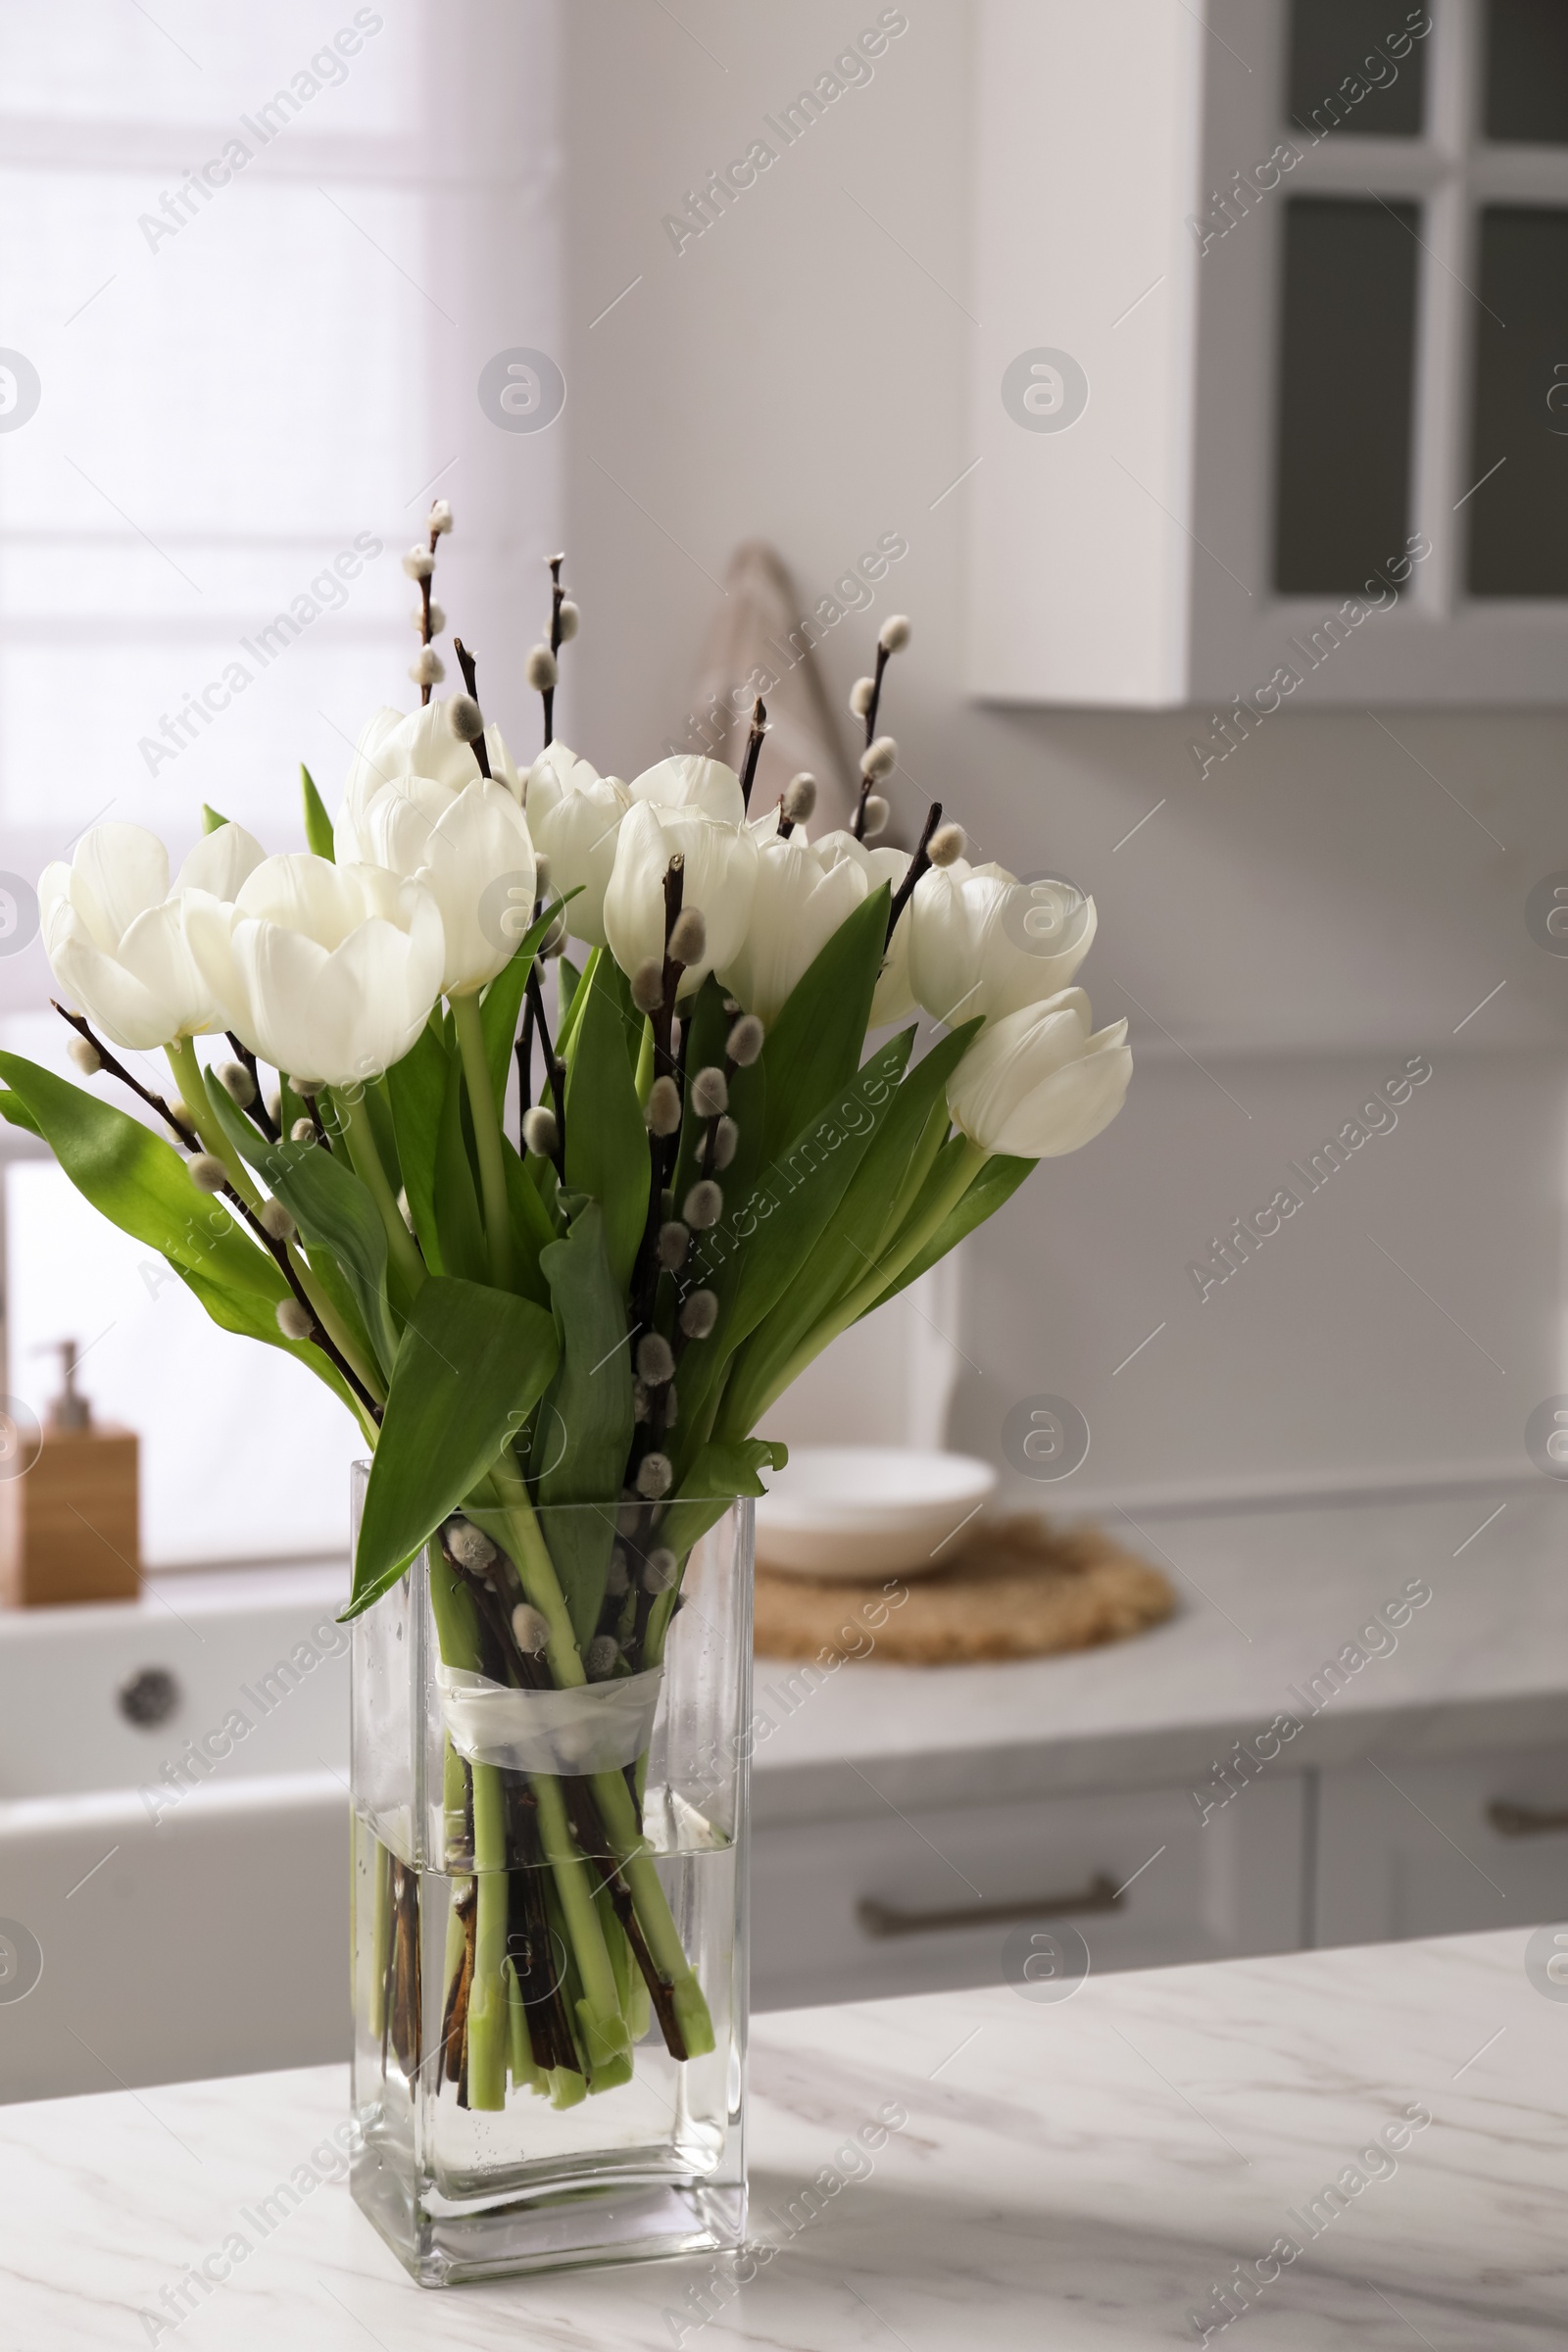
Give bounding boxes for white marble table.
[4,1926,1562,2348]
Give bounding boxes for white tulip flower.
[344,772,534,998]
[185,857,445,1089]
[336,699,537,995]
[40,820,266,1051]
[909,860,1097,1028]
[523,743,630,949]
[603,802,757,999]
[812,829,915,1027]
[717,832,865,1025]
[338,702,520,855]
[627,754,746,827]
[946,989,1131,1158]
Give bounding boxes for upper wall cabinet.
[969,0,1568,707]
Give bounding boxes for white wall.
[555,0,1568,1497]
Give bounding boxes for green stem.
[171,1040,383,1420]
[475,1456,585,1689]
[472,1447,712,2060]
[166,1040,261,1207]
[531,1770,632,2082]
[589,1767,714,2057]
[368,1831,392,2044]
[288,1251,383,1409]
[466,1764,511,2110]
[329,1085,426,1297]
[633,1015,655,1106]
[506,1959,548,2094]
[452,990,514,1292]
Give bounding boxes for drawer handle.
[857,1871,1124,1941]
[1487,1798,1568,1838]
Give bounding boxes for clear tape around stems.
[436,1661,664,1776]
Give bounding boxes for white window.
[970,0,1568,707]
[0,1,560,1562]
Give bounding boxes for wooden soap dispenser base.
[0,1340,141,1607]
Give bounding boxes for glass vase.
[348,1472,752,2285]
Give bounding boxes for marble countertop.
[3,1925,1561,2348]
[753,1480,1568,1822]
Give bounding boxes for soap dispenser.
[0,1341,141,1606]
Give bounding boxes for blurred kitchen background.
[3,0,1567,2098]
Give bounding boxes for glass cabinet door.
[1271,0,1568,605]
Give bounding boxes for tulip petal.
[947,991,1130,1157]
[181,889,245,1035]
[46,922,189,1052]
[533,767,628,949]
[115,901,218,1039]
[628,755,745,826]
[717,835,865,1026]
[175,822,267,902]
[230,919,333,1076]
[337,700,524,861]
[1006,1038,1133,1156]
[414,780,535,995]
[70,824,170,951]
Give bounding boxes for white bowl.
[754,1446,998,1581]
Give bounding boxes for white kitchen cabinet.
[1314,1743,1568,1946]
[970,0,1568,707]
[0,1774,347,2103]
[751,1772,1305,2011]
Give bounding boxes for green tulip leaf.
[719,1021,980,1439]
[725,883,891,1197]
[556,945,600,1069]
[347,1275,560,1617]
[478,891,579,1115]
[529,1201,634,1646]
[361,1077,402,1201]
[501,1134,556,1305]
[300,764,335,860]
[657,1437,788,1561]
[0,1052,359,1410]
[868,1152,1036,1312]
[433,1050,487,1284]
[672,1026,912,1472]
[564,950,650,1296]
[292,1237,380,1386]
[276,1072,315,1145]
[201,804,231,835]
[0,1088,41,1138]
[667,974,731,1213]
[385,1020,451,1273]
[204,1078,402,1378]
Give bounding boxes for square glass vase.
[348,1476,752,2285]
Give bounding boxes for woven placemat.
[753,1514,1176,1665]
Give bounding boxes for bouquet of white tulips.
[0,511,1131,2110]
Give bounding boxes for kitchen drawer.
[751,1772,1305,2011]
[1315,1744,1568,1948]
